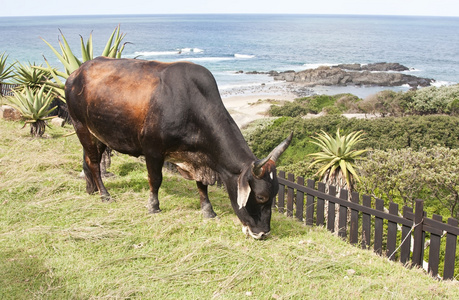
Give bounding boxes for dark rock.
[270,63,432,87]
[1,105,22,121]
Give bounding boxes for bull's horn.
[252,132,293,177]
[269,132,293,163]
[252,156,271,178]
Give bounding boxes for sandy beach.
[220,81,387,128]
[220,81,303,128]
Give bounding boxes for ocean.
[1,14,459,98]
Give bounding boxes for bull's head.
[235,132,293,239]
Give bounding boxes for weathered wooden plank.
[305,179,315,225]
[428,214,442,278]
[327,185,337,232]
[386,202,399,261]
[374,198,384,255]
[295,176,304,222]
[286,173,295,217]
[277,171,285,213]
[443,218,458,280]
[412,199,424,267]
[316,182,325,226]
[338,189,348,239]
[400,206,413,265]
[362,195,372,250]
[350,191,360,245]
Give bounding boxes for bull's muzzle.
[242,225,270,240]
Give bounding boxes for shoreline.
[220,81,411,128]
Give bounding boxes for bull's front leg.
[196,181,217,218]
[145,157,164,213]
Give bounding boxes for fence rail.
[275,170,459,280]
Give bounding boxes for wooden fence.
[275,170,459,280]
[0,83,18,97]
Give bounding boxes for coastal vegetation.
[1,119,458,299]
[269,84,459,117]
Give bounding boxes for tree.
[356,147,459,218]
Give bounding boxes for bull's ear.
[237,169,251,209]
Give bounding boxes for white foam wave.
[431,80,456,87]
[234,54,255,59]
[178,56,234,62]
[133,48,204,57]
[134,50,178,56]
[302,63,337,69]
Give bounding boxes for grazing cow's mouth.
[242,225,270,240]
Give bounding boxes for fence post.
[428,214,443,278]
[374,198,384,255]
[286,173,294,217]
[327,185,337,232]
[412,199,424,267]
[338,189,348,239]
[443,217,458,280]
[361,195,372,250]
[386,202,399,261]
[295,177,305,222]
[400,206,413,264]
[305,179,315,225]
[316,182,326,226]
[349,191,360,245]
[277,171,285,213]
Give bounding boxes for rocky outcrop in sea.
[246,63,433,88]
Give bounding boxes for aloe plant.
[37,25,128,101]
[7,85,57,137]
[0,52,15,97]
[308,129,368,191]
[12,61,51,92]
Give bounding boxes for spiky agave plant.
[7,85,57,137]
[12,61,51,93]
[37,25,128,101]
[308,129,368,191]
[0,52,15,97]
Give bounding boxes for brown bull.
[65,57,292,239]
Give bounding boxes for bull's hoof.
[101,194,113,202]
[149,209,162,214]
[202,210,217,219]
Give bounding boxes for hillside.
[0,119,458,299]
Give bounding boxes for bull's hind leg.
[145,156,164,213]
[73,121,111,201]
[196,181,217,218]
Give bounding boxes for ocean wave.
[234,54,255,59]
[134,51,178,56]
[302,63,337,69]
[432,80,456,87]
[132,48,204,57]
[178,56,234,62]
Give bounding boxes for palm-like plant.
[12,62,51,92]
[7,85,57,137]
[37,25,128,101]
[0,52,16,97]
[308,129,368,191]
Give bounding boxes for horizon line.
[2,12,459,18]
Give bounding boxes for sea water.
[1,14,458,97]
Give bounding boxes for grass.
[1,118,458,299]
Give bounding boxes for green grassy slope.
[1,119,458,299]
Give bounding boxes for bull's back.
[65,57,228,157]
[66,57,166,155]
